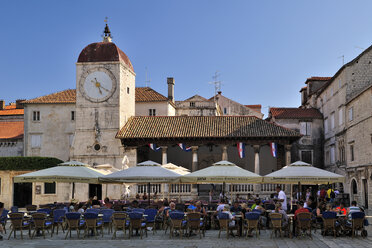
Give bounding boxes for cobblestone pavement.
[1,224,372,248]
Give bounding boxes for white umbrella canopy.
[99,160,182,183]
[162,163,190,175]
[58,160,90,166]
[14,165,105,184]
[263,161,345,184]
[180,160,262,184]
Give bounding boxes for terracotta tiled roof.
[0,121,24,139]
[135,87,168,102]
[305,77,332,82]
[116,116,301,139]
[77,42,134,72]
[22,89,76,104]
[23,88,170,104]
[269,108,323,119]
[0,105,24,116]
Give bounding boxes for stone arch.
[350,178,358,200]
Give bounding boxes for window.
[127,87,130,94]
[330,146,335,164]
[339,79,342,89]
[149,109,156,116]
[348,107,353,121]
[352,179,358,194]
[300,150,312,164]
[338,108,343,125]
[69,134,74,147]
[33,111,40,121]
[44,182,56,194]
[325,150,330,164]
[339,145,345,163]
[350,144,354,161]
[190,102,195,107]
[300,122,312,136]
[330,87,334,96]
[330,112,335,129]
[223,107,227,114]
[31,135,41,148]
[324,117,328,133]
[71,111,75,121]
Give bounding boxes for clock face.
[81,70,116,102]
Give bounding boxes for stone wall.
[0,139,23,157]
[0,170,32,209]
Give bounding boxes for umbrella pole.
[72,182,75,199]
[178,183,181,203]
[230,184,233,203]
[222,182,225,199]
[290,184,293,211]
[148,182,151,206]
[105,183,108,198]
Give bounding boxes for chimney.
[16,99,25,109]
[0,100,4,110]
[167,77,175,103]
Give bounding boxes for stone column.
[191,146,199,172]
[253,145,260,175]
[161,146,168,165]
[253,145,261,193]
[222,145,228,161]
[285,144,292,166]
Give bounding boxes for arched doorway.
[351,179,358,202]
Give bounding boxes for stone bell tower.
[70,23,135,169]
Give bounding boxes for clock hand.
[99,85,110,92]
[97,87,103,95]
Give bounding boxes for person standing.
[276,186,287,212]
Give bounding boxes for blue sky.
[2,1,372,115]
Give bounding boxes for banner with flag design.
[237,142,245,158]
[178,143,191,152]
[149,143,161,151]
[270,142,277,157]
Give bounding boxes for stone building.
[175,91,263,118]
[267,107,324,167]
[299,45,372,208]
[0,100,24,157]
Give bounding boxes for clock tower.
[71,24,135,169]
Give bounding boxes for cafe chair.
[31,212,52,239]
[218,212,238,239]
[244,212,260,238]
[111,212,128,239]
[269,213,283,238]
[51,209,66,237]
[83,212,103,238]
[321,211,338,237]
[169,211,186,239]
[296,212,312,239]
[8,212,31,240]
[65,212,84,239]
[128,212,147,239]
[187,212,204,238]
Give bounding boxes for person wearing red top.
[336,202,347,216]
[294,201,309,220]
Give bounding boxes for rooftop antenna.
[337,55,344,66]
[209,71,222,103]
[145,67,151,87]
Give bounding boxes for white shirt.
[278,190,287,211]
[216,204,226,212]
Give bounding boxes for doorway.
[13,183,32,207]
[89,184,102,200]
[363,179,368,209]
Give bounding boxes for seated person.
[230,201,242,213]
[104,197,112,209]
[128,200,139,210]
[222,205,236,227]
[216,199,227,213]
[187,200,197,211]
[195,201,206,216]
[335,202,347,216]
[274,203,288,227]
[142,192,148,200]
[294,201,309,220]
[347,201,361,220]
[92,196,101,208]
[166,202,177,217]
[254,199,265,212]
